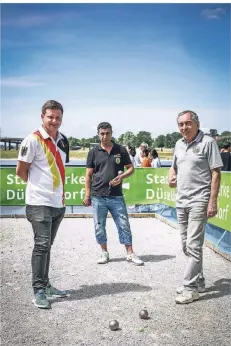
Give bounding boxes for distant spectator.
[149,149,161,168]
[141,148,151,167]
[220,143,231,171]
[135,142,148,167]
[126,145,136,167]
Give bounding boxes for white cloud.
[2,14,53,27]
[201,8,226,20]
[1,11,79,28]
[1,77,45,87]
[1,38,230,139]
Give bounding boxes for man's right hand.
[83,197,91,207]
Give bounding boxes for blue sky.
[1,3,230,139]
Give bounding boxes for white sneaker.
[126,253,144,266]
[176,285,206,294]
[175,290,200,304]
[97,251,109,264]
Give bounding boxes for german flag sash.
[33,130,65,204]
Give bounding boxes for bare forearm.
[168,167,177,188]
[210,169,221,201]
[85,176,92,197]
[16,170,28,182]
[121,167,134,179]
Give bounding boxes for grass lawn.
[69,149,89,159]
[1,149,19,159]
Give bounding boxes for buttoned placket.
[184,138,198,157]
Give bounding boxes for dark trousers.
[26,205,65,293]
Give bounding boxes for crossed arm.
[16,161,31,182]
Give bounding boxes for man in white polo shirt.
[168,110,223,304]
[16,100,69,309]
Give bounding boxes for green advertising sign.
[1,167,230,232]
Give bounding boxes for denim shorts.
[91,196,132,245]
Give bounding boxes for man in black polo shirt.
[83,122,144,266]
[220,143,231,171]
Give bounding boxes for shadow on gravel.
[200,278,231,301]
[51,282,152,304]
[110,254,175,263]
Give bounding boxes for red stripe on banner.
[34,131,65,202]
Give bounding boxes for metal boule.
[109,320,119,331]
[139,309,149,319]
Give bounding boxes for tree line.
[68,130,231,149]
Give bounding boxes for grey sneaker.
[45,285,68,298]
[175,290,200,304]
[126,253,144,266]
[33,290,51,309]
[176,285,206,294]
[97,251,109,264]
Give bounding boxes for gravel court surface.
[1,217,231,346]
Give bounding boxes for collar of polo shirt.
[182,130,204,144]
[97,140,116,151]
[39,126,63,142]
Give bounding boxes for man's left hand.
[207,199,218,218]
[109,175,123,186]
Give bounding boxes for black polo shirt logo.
[114,153,121,164]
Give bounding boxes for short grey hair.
[140,142,148,148]
[177,110,199,124]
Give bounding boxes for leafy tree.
[68,137,80,146]
[209,129,218,138]
[136,131,152,147]
[217,137,231,149]
[220,131,231,137]
[155,135,165,148]
[117,134,124,144]
[171,132,182,146]
[80,138,87,148]
[92,135,100,143]
[151,139,157,148]
[123,131,136,147]
[164,134,173,148]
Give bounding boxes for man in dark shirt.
[220,143,231,171]
[83,122,144,266]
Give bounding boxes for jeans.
[176,202,207,291]
[26,205,66,293]
[91,196,132,245]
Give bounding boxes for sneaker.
[175,290,200,304]
[97,251,109,264]
[33,289,51,309]
[176,285,206,294]
[45,285,68,298]
[126,253,144,266]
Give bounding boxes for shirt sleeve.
[153,158,161,168]
[121,146,132,165]
[86,149,95,168]
[157,158,161,167]
[206,140,223,170]
[135,153,141,167]
[18,135,37,163]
